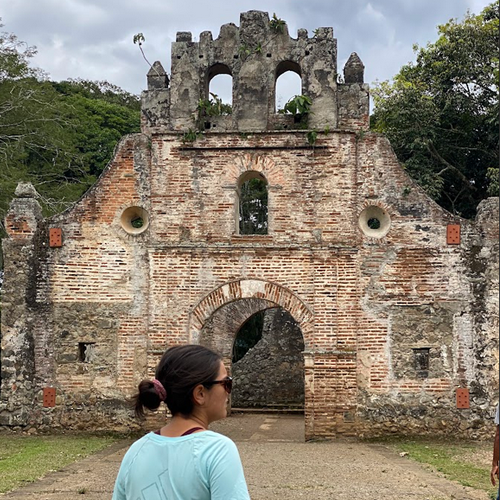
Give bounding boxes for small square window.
[78,342,96,363]
[413,348,430,378]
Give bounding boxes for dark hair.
[134,344,222,418]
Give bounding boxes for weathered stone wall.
[232,308,305,408]
[0,183,42,426]
[0,11,498,439]
[142,11,368,134]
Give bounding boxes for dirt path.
[0,414,489,500]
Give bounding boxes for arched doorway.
[198,300,305,410]
[190,278,313,436]
[231,307,304,409]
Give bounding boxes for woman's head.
[134,344,224,418]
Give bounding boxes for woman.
[112,344,250,499]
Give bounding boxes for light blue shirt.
[112,431,250,500]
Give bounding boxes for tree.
[239,178,268,235]
[371,2,499,218]
[50,79,140,178]
[0,22,140,241]
[0,22,76,229]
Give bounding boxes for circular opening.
[120,206,149,235]
[131,216,144,229]
[359,206,391,238]
[367,218,380,230]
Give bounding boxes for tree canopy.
[371,2,499,218]
[0,21,140,240]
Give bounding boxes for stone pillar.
[303,351,315,440]
[233,11,271,130]
[337,53,370,131]
[0,183,43,426]
[470,198,499,406]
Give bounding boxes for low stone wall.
[356,391,496,440]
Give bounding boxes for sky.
[1,0,493,103]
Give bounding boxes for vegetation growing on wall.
[269,14,286,34]
[278,94,312,128]
[196,92,232,130]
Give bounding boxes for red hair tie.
[152,379,167,402]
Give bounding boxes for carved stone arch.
[189,279,314,354]
[198,297,276,359]
[275,60,302,79]
[208,62,232,80]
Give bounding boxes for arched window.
[209,75,232,107]
[275,61,302,112]
[238,171,268,235]
[206,63,232,110]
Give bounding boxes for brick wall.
[1,129,497,439]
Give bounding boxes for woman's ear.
[192,384,206,406]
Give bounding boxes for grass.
[379,437,498,499]
[0,434,119,493]
[0,433,497,498]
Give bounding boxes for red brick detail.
[447,224,460,245]
[49,228,63,247]
[190,279,313,341]
[456,388,470,409]
[43,387,56,407]
[5,215,35,238]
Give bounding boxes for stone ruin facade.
[0,11,498,439]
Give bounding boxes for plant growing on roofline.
[269,14,286,34]
[133,33,152,67]
[182,128,201,144]
[280,95,312,115]
[133,32,161,77]
[196,92,232,130]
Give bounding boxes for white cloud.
[1,0,494,95]
[361,3,386,22]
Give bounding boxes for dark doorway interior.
[231,308,304,409]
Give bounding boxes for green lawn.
[0,434,119,493]
[382,437,498,499]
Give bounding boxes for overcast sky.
[1,0,493,102]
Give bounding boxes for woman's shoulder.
[195,431,240,456]
[126,432,158,453]
[118,432,157,469]
[199,430,235,444]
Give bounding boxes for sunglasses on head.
[204,376,233,394]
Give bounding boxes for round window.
[359,206,390,238]
[120,206,149,235]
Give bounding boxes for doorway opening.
[231,308,304,410]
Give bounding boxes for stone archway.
[195,297,275,360]
[189,279,313,429]
[189,279,314,348]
